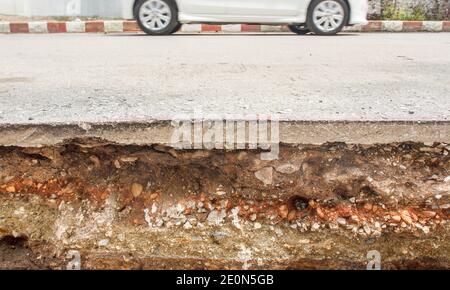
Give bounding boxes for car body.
[133,0,368,35]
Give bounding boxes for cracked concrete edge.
[0,120,449,147]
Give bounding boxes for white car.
[133,0,368,36]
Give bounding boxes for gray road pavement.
[0,33,449,125]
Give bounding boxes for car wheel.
[306,0,349,36]
[288,25,310,35]
[171,23,183,34]
[135,0,179,35]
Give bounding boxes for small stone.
[400,210,413,225]
[255,167,273,185]
[183,221,193,229]
[254,222,262,229]
[98,239,109,247]
[391,215,402,222]
[363,225,371,235]
[349,197,356,203]
[114,160,121,169]
[336,217,347,225]
[131,183,143,197]
[120,156,138,163]
[237,151,248,161]
[249,213,257,221]
[278,204,289,219]
[155,218,164,227]
[444,176,450,183]
[287,210,297,221]
[275,163,300,174]
[316,207,325,219]
[349,215,360,223]
[311,222,320,231]
[329,223,338,230]
[207,210,226,226]
[151,203,158,214]
[363,203,373,211]
[6,185,16,193]
[189,218,198,226]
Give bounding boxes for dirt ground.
[0,140,449,269]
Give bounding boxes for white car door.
[227,0,306,16]
[178,0,229,14]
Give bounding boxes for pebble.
[254,222,262,229]
[400,210,413,224]
[311,222,320,231]
[391,215,401,222]
[329,223,338,230]
[151,203,158,214]
[336,217,347,225]
[120,156,138,163]
[275,163,300,174]
[349,215,360,223]
[131,183,143,198]
[363,225,371,235]
[278,205,289,219]
[287,210,297,221]
[98,239,109,247]
[183,221,193,229]
[363,203,373,211]
[207,210,226,226]
[6,185,15,193]
[249,213,257,221]
[316,207,325,219]
[155,218,164,227]
[254,167,273,185]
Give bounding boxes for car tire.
[306,0,349,36]
[288,25,310,35]
[171,23,183,34]
[135,0,179,35]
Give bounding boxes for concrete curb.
[0,20,449,34]
[1,120,449,147]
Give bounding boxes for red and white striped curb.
[0,20,449,34]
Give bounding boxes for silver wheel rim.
[312,0,344,32]
[139,0,172,31]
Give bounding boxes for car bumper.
[348,0,368,25]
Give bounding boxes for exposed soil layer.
[0,140,449,269]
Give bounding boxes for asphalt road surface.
[0,33,449,124]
